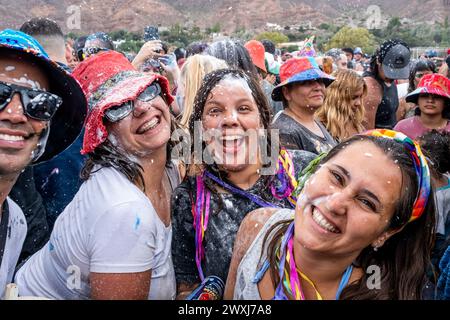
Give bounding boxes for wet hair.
[179,54,228,128]
[20,18,64,37]
[326,48,344,61]
[263,134,436,300]
[204,40,259,79]
[408,59,436,94]
[261,39,276,55]
[188,68,274,203]
[418,130,450,176]
[186,41,209,57]
[81,93,179,191]
[316,69,367,141]
[85,32,114,50]
[367,54,380,80]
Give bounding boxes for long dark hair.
[188,68,274,205]
[263,134,436,300]
[81,113,179,191]
[408,60,436,94]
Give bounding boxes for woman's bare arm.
[224,207,278,300]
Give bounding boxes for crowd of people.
[0,17,450,300]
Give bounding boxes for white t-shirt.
[15,167,176,300]
[0,198,27,299]
[397,82,409,99]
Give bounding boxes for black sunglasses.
[104,82,162,122]
[0,81,62,121]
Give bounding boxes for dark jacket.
[9,166,50,264]
[33,133,85,229]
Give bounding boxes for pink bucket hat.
[72,50,174,154]
[405,73,450,104]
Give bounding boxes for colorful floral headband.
[364,129,431,223]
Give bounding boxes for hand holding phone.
[144,26,159,41]
[132,39,163,71]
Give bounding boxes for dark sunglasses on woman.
[0,81,62,121]
[104,82,162,122]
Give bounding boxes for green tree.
[206,23,221,34]
[109,30,127,41]
[318,23,330,30]
[326,26,375,53]
[66,32,84,41]
[117,40,144,53]
[255,31,289,44]
[386,17,401,32]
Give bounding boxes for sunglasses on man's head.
[0,81,62,121]
[104,82,162,122]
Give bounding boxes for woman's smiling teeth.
[312,207,341,233]
[220,135,243,141]
[0,133,25,141]
[220,135,244,148]
[138,117,160,134]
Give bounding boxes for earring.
[373,246,378,252]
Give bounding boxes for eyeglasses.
[0,81,62,121]
[104,82,162,122]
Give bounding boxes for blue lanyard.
[335,265,353,300]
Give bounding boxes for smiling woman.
[171,69,316,299]
[225,129,436,300]
[14,50,182,300]
[394,73,450,139]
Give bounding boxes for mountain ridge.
[0,0,448,34]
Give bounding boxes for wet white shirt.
[15,167,175,300]
[0,198,27,299]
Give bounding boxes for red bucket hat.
[405,73,450,104]
[271,57,334,101]
[244,40,267,73]
[72,50,173,154]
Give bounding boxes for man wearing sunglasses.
[0,29,86,297]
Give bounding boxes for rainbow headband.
[364,129,431,223]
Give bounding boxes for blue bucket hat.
[0,29,87,163]
[271,57,334,101]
